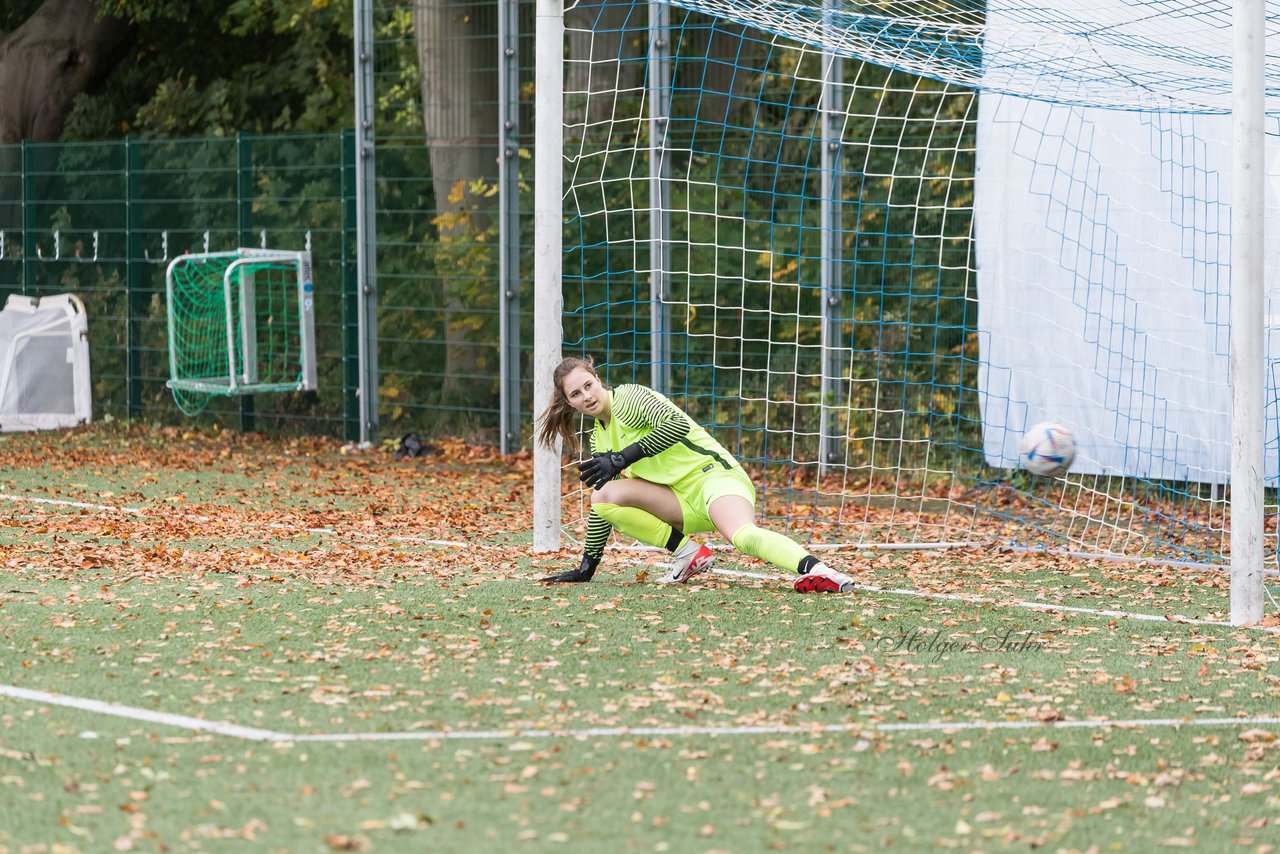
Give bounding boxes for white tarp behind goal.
[975,22,1280,484]
[0,294,92,432]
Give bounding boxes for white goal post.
[1230,0,1266,625]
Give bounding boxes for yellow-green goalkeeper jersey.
[580,384,743,561]
[589,384,742,482]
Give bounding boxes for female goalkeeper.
[536,356,856,593]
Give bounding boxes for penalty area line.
[4,683,1280,744]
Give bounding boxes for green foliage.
[371,6,424,137]
[59,0,355,139]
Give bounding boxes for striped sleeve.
[583,429,612,559]
[614,385,692,457]
[583,508,612,560]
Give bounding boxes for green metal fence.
[368,0,534,447]
[0,132,362,438]
[0,2,535,446]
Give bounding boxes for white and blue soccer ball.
[1019,421,1075,477]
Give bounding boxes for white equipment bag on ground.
[0,294,92,432]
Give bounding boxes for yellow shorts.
[671,465,756,535]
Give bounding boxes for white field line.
[0,493,146,515]
[3,490,1276,632]
[3,683,1279,744]
[710,567,1280,634]
[0,684,287,741]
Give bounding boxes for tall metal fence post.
[353,0,379,447]
[498,0,522,454]
[125,138,144,419]
[21,140,34,297]
[340,129,362,442]
[236,133,257,432]
[647,1,672,393]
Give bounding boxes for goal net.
[551,0,1280,574]
[166,249,317,415]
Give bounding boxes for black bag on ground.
[394,432,435,459]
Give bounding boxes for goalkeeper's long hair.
[537,355,604,455]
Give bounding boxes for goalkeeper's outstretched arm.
[540,509,611,583]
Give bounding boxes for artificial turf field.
[1,424,1278,853]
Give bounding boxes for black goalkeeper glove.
[540,554,600,583]
[578,443,645,489]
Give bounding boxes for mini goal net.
[166,249,317,415]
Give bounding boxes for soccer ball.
[1019,421,1075,477]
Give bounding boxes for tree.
[413,0,500,399]
[0,0,127,143]
[0,0,354,142]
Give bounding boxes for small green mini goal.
[165,249,317,415]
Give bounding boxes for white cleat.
[658,540,715,584]
[793,562,856,594]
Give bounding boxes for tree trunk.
[0,0,128,143]
[0,0,128,231]
[414,0,500,396]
